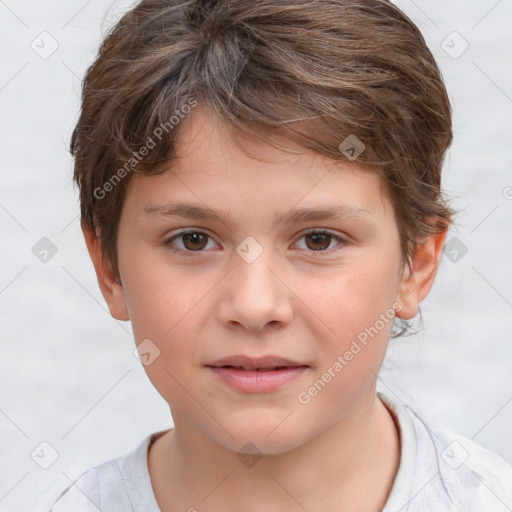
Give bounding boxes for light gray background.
[1,1,511,511]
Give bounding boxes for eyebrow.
[144,201,374,228]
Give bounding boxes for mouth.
[205,355,309,392]
[206,354,308,369]
[213,365,301,372]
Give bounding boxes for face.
[87,107,443,455]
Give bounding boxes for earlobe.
[82,221,130,321]
[395,228,448,320]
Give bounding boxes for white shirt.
[48,393,512,511]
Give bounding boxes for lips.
[206,355,309,393]
[206,354,308,371]
[219,366,291,372]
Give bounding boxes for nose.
[216,243,293,334]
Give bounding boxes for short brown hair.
[71,0,454,285]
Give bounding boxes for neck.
[148,391,400,512]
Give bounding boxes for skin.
[84,107,447,512]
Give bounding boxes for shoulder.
[49,456,135,512]
[405,399,512,509]
[49,468,100,511]
[48,431,165,512]
[430,426,512,505]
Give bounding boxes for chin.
[209,415,314,456]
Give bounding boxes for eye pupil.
[183,232,208,251]
[306,232,330,251]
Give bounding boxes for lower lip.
[207,366,308,393]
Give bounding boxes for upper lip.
[206,355,309,370]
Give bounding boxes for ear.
[82,221,130,321]
[395,228,448,320]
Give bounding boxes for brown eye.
[164,230,216,256]
[304,232,332,251]
[181,232,208,251]
[295,229,346,257]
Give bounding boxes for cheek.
[310,258,399,344]
[294,263,398,417]
[301,253,400,397]
[122,256,222,387]
[121,248,208,339]
[124,264,210,403]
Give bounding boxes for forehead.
[123,108,396,227]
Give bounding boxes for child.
[50,0,512,510]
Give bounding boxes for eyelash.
[163,228,348,258]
